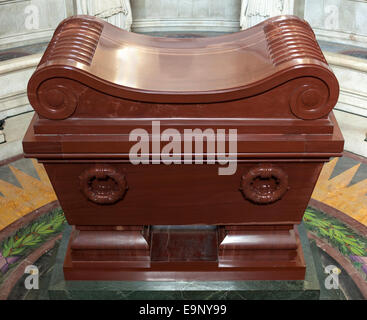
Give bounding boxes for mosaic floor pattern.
[312,155,367,225]
[0,158,56,230]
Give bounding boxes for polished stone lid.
[23,15,344,158]
[28,15,337,105]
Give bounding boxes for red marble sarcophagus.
[23,15,344,280]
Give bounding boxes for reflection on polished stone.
[151,225,218,262]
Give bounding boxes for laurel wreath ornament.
[0,208,66,277]
[303,207,367,279]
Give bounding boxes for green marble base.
[48,223,324,300]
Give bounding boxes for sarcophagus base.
[63,224,305,281]
[48,223,324,299]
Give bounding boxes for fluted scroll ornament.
[241,164,289,204]
[79,165,127,204]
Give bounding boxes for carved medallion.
[241,164,289,204]
[79,165,127,204]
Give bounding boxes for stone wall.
[131,0,241,33]
[304,0,367,48]
[0,0,73,51]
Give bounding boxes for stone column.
[240,0,294,29]
[75,0,132,31]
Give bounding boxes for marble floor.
[0,158,57,229]
[312,154,367,225]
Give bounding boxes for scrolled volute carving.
[240,164,289,204]
[79,165,128,204]
[289,77,331,120]
[36,78,78,120]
